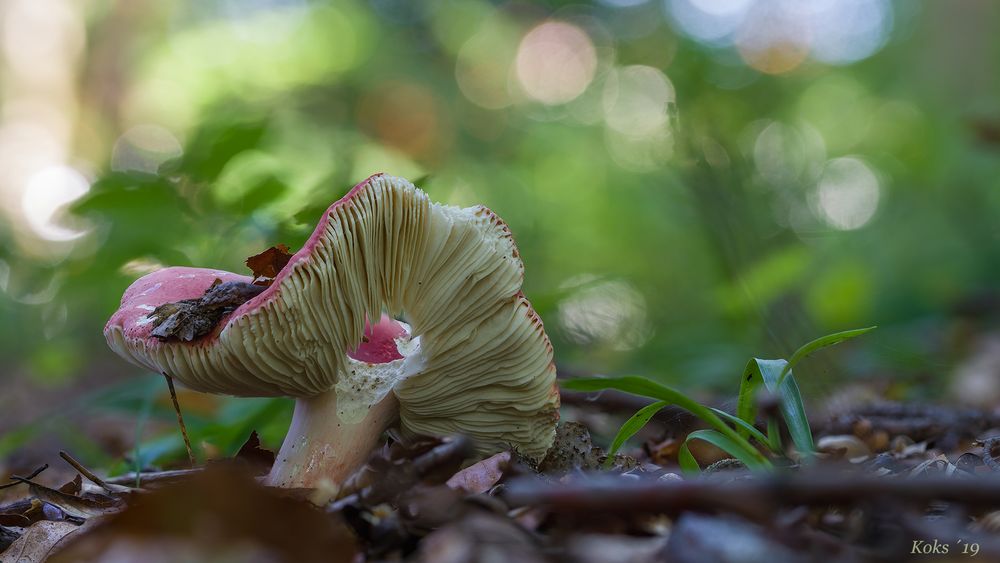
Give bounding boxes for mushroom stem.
[266,389,399,490]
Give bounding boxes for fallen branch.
[505,472,1000,522]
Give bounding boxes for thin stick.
[105,468,201,487]
[163,373,196,466]
[506,472,1000,519]
[0,464,48,490]
[58,450,130,494]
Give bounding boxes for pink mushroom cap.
[104,173,560,462]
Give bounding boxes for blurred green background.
[1,0,998,471]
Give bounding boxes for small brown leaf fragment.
[232,431,276,476]
[644,436,680,465]
[26,481,124,520]
[149,280,266,342]
[246,244,293,285]
[0,512,31,527]
[57,475,82,496]
[16,499,85,526]
[446,451,510,494]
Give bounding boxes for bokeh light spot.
[455,21,518,110]
[558,276,653,351]
[515,21,597,106]
[666,0,894,70]
[665,0,752,46]
[753,121,826,185]
[735,4,810,74]
[603,65,675,137]
[813,157,880,230]
[1,0,84,82]
[111,125,183,174]
[20,165,90,241]
[803,0,893,64]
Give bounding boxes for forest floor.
[2,386,1000,562]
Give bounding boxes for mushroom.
[105,173,560,489]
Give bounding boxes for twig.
[0,464,48,490]
[163,373,195,466]
[58,451,132,494]
[104,468,202,487]
[505,472,1000,521]
[329,436,474,512]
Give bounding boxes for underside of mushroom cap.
[105,174,560,460]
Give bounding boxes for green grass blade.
[736,362,762,435]
[710,407,772,450]
[766,417,782,452]
[777,326,876,387]
[603,400,669,469]
[680,429,773,473]
[561,376,770,467]
[738,359,816,459]
[678,443,700,475]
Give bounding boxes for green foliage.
[709,407,772,450]
[678,429,771,474]
[562,376,770,470]
[736,358,815,459]
[777,326,877,387]
[603,400,669,469]
[569,327,874,472]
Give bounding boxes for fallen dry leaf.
[26,481,124,520]
[230,430,276,476]
[56,476,81,496]
[0,526,17,553]
[567,534,668,563]
[246,244,293,285]
[0,520,86,563]
[417,509,544,563]
[50,466,357,563]
[446,452,510,494]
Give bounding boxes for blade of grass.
[737,359,815,459]
[766,417,782,452]
[776,326,876,387]
[678,429,772,474]
[603,400,669,469]
[709,407,772,450]
[562,376,770,468]
[678,442,700,474]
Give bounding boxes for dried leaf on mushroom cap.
[246,244,293,286]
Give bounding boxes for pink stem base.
[265,389,399,491]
